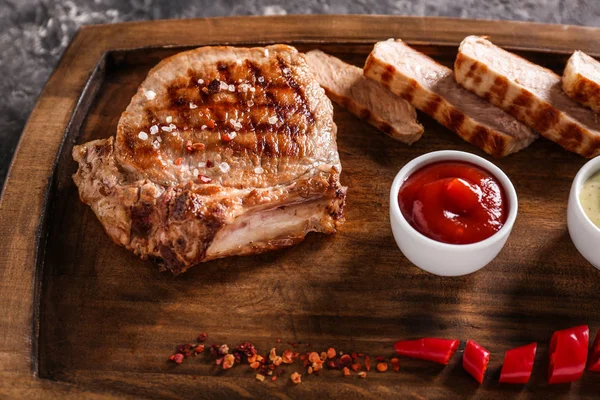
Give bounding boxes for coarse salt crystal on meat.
[144,90,156,100]
[219,162,231,173]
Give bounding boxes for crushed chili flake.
[197,333,207,342]
[197,175,212,184]
[174,157,183,166]
[327,348,336,359]
[365,356,371,372]
[339,354,352,367]
[290,372,301,384]
[176,344,193,358]
[277,339,281,343]
[186,141,205,153]
[206,119,216,129]
[308,352,320,364]
[376,363,388,372]
[194,344,205,354]
[234,342,257,361]
[209,343,228,358]
[282,349,295,364]
[169,333,398,385]
[222,354,235,370]
[169,353,184,365]
[219,344,229,354]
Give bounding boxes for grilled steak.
[456,36,600,157]
[305,49,423,144]
[563,50,600,114]
[73,45,346,275]
[364,39,536,157]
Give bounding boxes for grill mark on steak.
[277,57,315,124]
[490,76,509,103]
[422,95,442,116]
[446,108,466,132]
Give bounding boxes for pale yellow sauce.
[580,170,600,228]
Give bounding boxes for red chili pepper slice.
[499,342,537,384]
[463,340,490,384]
[587,328,600,372]
[548,325,589,384]
[394,338,459,365]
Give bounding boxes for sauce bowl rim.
[390,150,518,251]
[572,155,600,234]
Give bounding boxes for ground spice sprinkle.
[167,333,396,384]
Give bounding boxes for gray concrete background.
[1,0,599,192]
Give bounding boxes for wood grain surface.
[2,15,600,399]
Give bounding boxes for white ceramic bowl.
[389,150,518,276]
[567,156,600,270]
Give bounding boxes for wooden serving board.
[2,15,600,399]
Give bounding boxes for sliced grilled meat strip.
[305,49,423,144]
[364,39,536,157]
[456,36,600,157]
[563,50,600,114]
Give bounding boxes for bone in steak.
[363,39,536,157]
[456,36,600,158]
[72,45,346,275]
[562,50,600,114]
[305,49,423,144]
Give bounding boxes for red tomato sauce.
[398,161,507,244]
